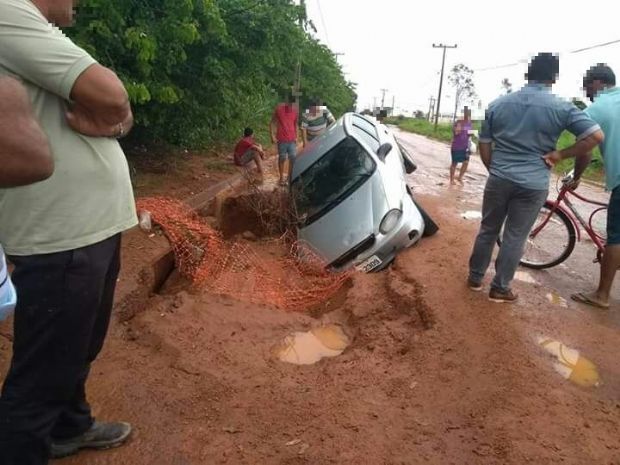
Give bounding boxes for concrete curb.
[114,173,245,322]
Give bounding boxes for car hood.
[297,173,389,264]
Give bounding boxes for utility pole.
[391,95,395,115]
[293,0,306,115]
[427,96,435,121]
[432,43,457,131]
[380,88,388,109]
[373,97,377,111]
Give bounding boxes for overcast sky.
[303,0,620,117]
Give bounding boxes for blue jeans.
[277,142,297,162]
[469,174,547,292]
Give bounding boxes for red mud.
[1,158,619,464]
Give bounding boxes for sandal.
[570,292,610,309]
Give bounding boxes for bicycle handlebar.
[561,170,575,185]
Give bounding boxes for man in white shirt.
[0,0,137,463]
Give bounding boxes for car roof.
[291,112,380,179]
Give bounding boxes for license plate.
[355,255,382,273]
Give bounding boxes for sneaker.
[489,288,518,303]
[467,278,483,292]
[50,421,132,459]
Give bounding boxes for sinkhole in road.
[273,324,351,365]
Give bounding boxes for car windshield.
[291,136,376,226]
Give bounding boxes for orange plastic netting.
[136,197,351,311]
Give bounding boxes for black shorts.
[607,186,620,245]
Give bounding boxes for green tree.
[67,0,355,148]
[448,64,476,121]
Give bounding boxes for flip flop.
[570,292,610,309]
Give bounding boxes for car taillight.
[379,209,402,234]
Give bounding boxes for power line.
[570,38,620,54]
[315,0,331,47]
[473,60,526,72]
[474,38,620,73]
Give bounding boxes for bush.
[555,131,604,182]
[68,0,356,149]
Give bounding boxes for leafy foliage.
[68,0,356,147]
[448,64,476,120]
[571,98,587,110]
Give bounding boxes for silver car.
[291,112,437,273]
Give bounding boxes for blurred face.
[48,0,77,26]
[584,80,604,102]
[33,0,76,26]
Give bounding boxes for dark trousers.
[0,234,121,465]
[469,175,547,291]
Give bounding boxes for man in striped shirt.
[301,99,336,147]
[0,76,53,320]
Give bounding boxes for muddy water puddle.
[538,336,600,387]
[461,210,482,220]
[546,292,569,308]
[514,271,539,285]
[273,325,351,365]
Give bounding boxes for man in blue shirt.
[571,64,620,309]
[468,53,604,303]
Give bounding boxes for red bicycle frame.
[533,184,608,261]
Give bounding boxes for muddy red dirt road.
[2,137,620,464]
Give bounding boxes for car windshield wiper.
[301,197,343,226]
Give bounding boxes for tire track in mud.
[386,262,436,330]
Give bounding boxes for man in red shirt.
[234,127,265,178]
[270,95,299,186]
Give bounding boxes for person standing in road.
[270,94,299,186]
[450,106,473,185]
[570,64,620,309]
[301,98,336,147]
[0,1,137,463]
[468,53,604,303]
[0,76,54,321]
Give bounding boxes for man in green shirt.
[0,1,136,463]
[571,64,620,309]
[301,98,336,147]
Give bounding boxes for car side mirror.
[377,142,392,162]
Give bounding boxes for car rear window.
[291,136,377,227]
[352,126,380,152]
[352,116,380,152]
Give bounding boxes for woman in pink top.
[450,106,473,185]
